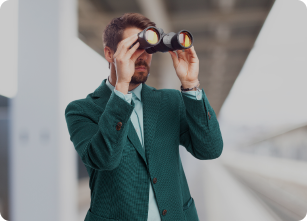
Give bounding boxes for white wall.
[8,0,109,220]
[0,0,18,98]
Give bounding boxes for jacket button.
[162,210,167,215]
[153,178,157,184]
[208,112,211,120]
[116,122,122,131]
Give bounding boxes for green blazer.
[65,79,223,221]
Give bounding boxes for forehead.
[122,27,143,40]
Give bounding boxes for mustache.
[135,60,149,70]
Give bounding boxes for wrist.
[181,80,199,89]
[184,88,197,91]
[115,82,129,95]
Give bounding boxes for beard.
[130,60,150,84]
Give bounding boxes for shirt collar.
[106,76,142,101]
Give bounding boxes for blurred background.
[0,0,307,220]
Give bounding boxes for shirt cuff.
[114,89,132,104]
[181,89,202,100]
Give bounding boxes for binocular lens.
[145,28,159,44]
[179,31,192,48]
[132,27,193,53]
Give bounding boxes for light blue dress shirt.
[106,77,202,220]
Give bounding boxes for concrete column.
[9,0,78,220]
[136,0,180,90]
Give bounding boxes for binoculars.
[130,26,193,54]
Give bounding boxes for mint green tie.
[131,92,144,147]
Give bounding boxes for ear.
[104,46,114,64]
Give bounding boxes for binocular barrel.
[130,26,193,54]
[129,26,161,50]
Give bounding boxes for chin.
[130,72,149,84]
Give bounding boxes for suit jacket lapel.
[142,83,161,165]
[91,79,161,167]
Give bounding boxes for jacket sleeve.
[113,88,133,104]
[178,89,223,160]
[65,91,135,171]
[181,88,203,100]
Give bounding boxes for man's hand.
[168,46,199,88]
[113,34,145,93]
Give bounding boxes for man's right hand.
[113,34,144,94]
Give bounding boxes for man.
[65,13,223,221]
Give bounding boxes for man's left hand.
[169,46,199,88]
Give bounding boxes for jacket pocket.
[183,197,199,221]
[85,209,119,221]
[183,197,193,211]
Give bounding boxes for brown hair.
[103,13,156,53]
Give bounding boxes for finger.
[168,51,179,67]
[185,46,199,63]
[119,33,138,46]
[113,43,124,59]
[127,42,144,61]
[185,46,197,58]
[130,49,146,63]
[129,41,138,49]
[176,49,188,61]
[115,34,139,56]
[121,34,139,51]
[114,37,131,58]
[126,41,140,57]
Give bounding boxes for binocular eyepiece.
[130,26,193,54]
